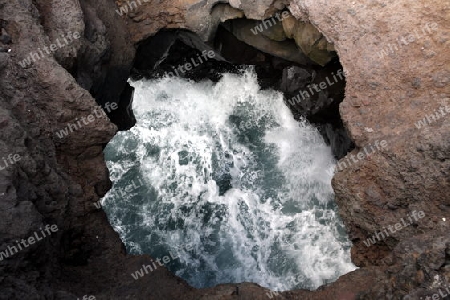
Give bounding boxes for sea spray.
[102,69,356,291]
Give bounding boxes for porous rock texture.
[0,0,449,299]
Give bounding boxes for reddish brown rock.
[0,0,449,299]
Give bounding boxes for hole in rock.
[101,25,356,291]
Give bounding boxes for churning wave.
[102,69,356,291]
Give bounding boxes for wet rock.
[320,123,355,159]
[279,66,312,94]
[108,82,136,131]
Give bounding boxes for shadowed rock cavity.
[73,0,137,131]
[131,27,353,159]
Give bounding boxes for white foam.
[102,69,356,291]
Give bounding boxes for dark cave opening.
[129,25,354,159]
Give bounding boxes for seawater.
[102,69,356,291]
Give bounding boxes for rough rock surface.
[120,0,335,65]
[0,0,449,299]
[222,18,312,65]
[222,15,336,65]
[288,0,450,298]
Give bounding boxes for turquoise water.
[102,69,355,291]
